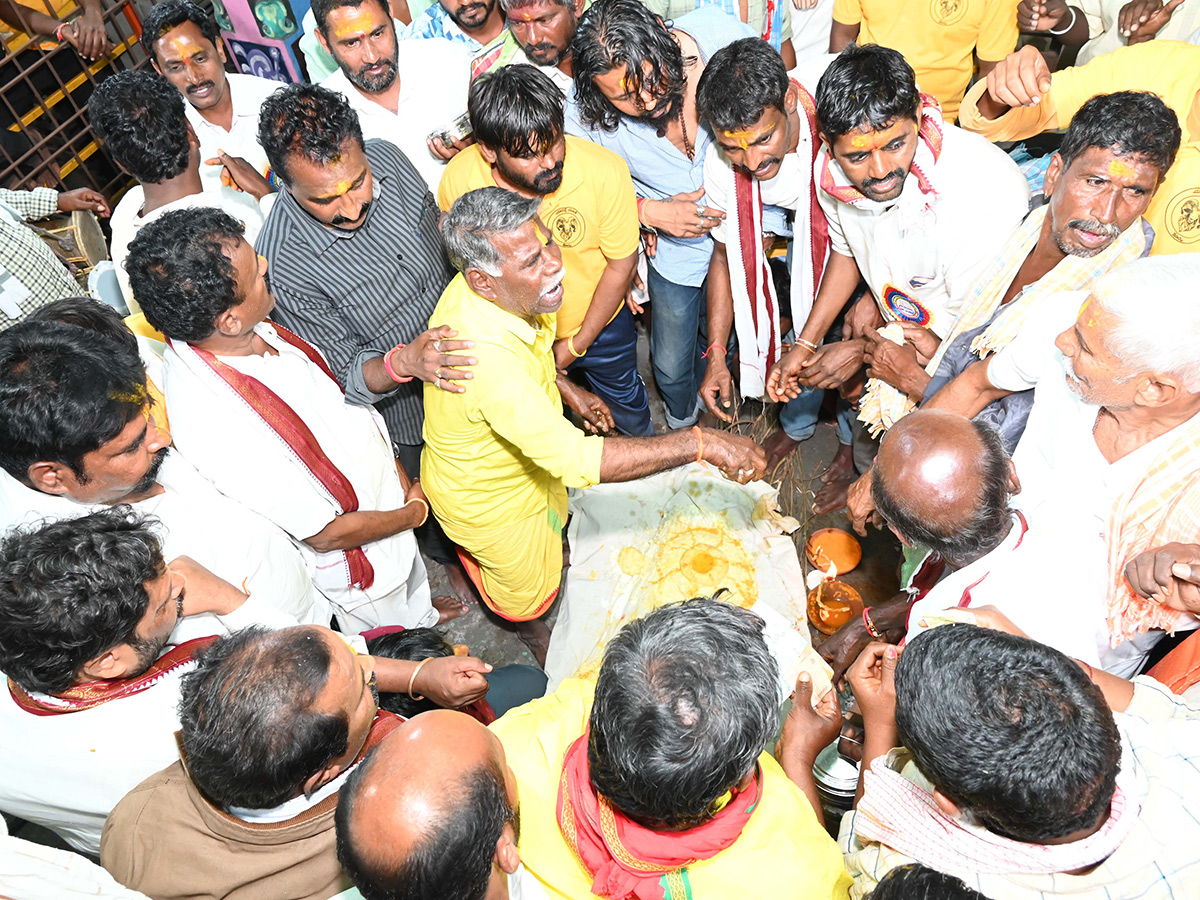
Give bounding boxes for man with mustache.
[567,0,753,436]
[693,38,829,475]
[500,0,585,91]
[853,90,1179,449]
[425,189,767,661]
[0,508,268,855]
[404,0,517,80]
[766,44,1028,512]
[438,65,651,437]
[142,0,282,196]
[315,0,473,189]
[0,318,324,631]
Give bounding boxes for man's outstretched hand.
[700,428,767,484]
[411,655,492,708]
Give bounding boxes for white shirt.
[163,323,433,630]
[510,864,552,900]
[184,72,282,191]
[817,123,1029,339]
[320,38,472,192]
[0,452,326,634]
[989,296,1200,673]
[0,593,290,855]
[1077,0,1200,64]
[109,184,266,313]
[0,816,151,899]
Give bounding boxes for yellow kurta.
[491,678,854,900]
[958,41,1200,256]
[437,136,640,341]
[832,0,1019,121]
[421,276,604,619]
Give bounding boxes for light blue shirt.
[564,7,756,287]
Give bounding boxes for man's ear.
[185,120,201,151]
[26,461,76,495]
[572,0,586,16]
[1006,458,1021,497]
[466,268,497,301]
[316,27,331,54]
[495,821,520,876]
[818,130,831,148]
[1041,151,1064,201]
[932,789,961,819]
[214,306,243,337]
[478,142,499,165]
[1135,373,1180,409]
[302,759,345,797]
[79,643,137,682]
[784,82,799,115]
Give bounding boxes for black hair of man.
[88,70,191,185]
[0,320,148,484]
[311,0,390,33]
[815,43,920,140]
[125,207,246,343]
[696,37,789,135]
[469,64,565,159]
[179,626,353,810]
[571,0,682,134]
[895,625,1121,843]
[336,749,516,900]
[1058,90,1181,180]
[869,865,988,900]
[0,507,164,694]
[871,418,1011,570]
[27,296,139,356]
[139,0,220,61]
[365,628,454,718]
[258,82,364,186]
[588,596,779,829]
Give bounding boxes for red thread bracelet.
[701,343,727,360]
[863,606,882,639]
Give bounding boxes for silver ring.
[435,374,442,390]
[695,201,705,215]
[434,339,443,353]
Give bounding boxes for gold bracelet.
[567,335,585,358]
[408,657,432,700]
[795,338,819,353]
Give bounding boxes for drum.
[35,210,109,288]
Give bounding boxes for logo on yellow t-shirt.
[1165,188,1200,245]
[929,0,967,26]
[549,206,585,248]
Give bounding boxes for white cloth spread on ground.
[546,463,832,699]
[0,453,326,634]
[163,322,432,631]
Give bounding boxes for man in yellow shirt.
[438,64,651,435]
[830,0,1019,121]
[423,189,766,659]
[337,599,852,900]
[958,40,1200,256]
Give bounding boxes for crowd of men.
[3,0,1200,896]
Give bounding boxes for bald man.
[866,409,1125,671]
[336,710,547,900]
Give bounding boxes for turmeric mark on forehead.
[723,125,774,151]
[332,8,377,38]
[1108,159,1135,179]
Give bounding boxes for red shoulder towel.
[9,636,218,716]
[556,732,760,900]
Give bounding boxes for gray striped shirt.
[256,138,452,446]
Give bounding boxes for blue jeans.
[567,305,654,436]
[646,264,707,428]
[778,388,856,444]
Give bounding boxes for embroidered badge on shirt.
[882,284,931,325]
[930,0,968,25]
[1166,188,1200,245]
[549,207,585,248]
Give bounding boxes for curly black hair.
[125,207,246,343]
[87,69,191,184]
[258,83,364,185]
[140,0,220,61]
[0,507,164,694]
[571,0,683,133]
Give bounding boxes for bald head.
[872,410,1015,569]
[336,710,518,900]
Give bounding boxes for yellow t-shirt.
[491,678,853,900]
[832,0,1019,121]
[436,135,640,340]
[958,41,1200,255]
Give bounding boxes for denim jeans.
[567,305,654,436]
[777,388,856,444]
[646,264,707,428]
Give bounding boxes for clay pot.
[806,579,864,635]
[805,528,862,575]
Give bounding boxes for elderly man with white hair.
[906,255,1200,676]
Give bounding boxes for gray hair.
[1090,255,1200,392]
[440,187,543,276]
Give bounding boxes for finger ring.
[434,339,442,352]
[436,367,443,380]
[695,201,705,216]
[435,375,442,390]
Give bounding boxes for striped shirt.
[0,187,81,330]
[255,139,453,446]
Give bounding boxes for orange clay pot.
[806,528,862,575]
[806,580,864,635]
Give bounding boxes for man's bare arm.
[599,428,766,483]
[922,356,1012,419]
[829,20,859,52]
[700,240,737,421]
[304,505,424,553]
[552,250,637,369]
